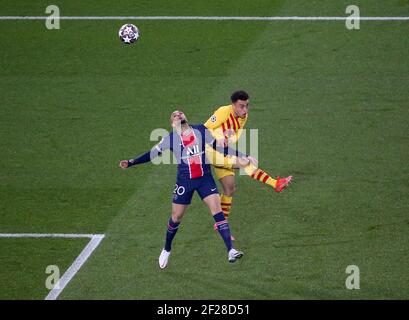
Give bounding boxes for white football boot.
[159,249,171,269]
[228,248,244,263]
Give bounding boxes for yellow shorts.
[205,145,236,180]
[213,166,235,180]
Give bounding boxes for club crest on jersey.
[210,115,217,123]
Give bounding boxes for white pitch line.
[0,233,96,238]
[0,233,105,300]
[45,234,105,300]
[0,16,409,21]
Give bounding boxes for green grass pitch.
[0,0,408,299]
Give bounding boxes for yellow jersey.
[204,104,248,143]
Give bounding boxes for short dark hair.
[231,90,249,102]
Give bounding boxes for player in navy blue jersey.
[119,110,250,268]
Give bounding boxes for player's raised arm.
[119,133,172,169]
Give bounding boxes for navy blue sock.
[164,218,180,252]
[213,212,233,252]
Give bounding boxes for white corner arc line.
[0,233,105,300]
[0,16,408,21]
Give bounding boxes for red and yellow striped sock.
[220,194,233,219]
[244,163,277,188]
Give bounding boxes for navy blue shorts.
[172,174,219,205]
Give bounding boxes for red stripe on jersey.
[226,118,231,130]
[188,155,202,178]
[230,114,237,132]
[181,130,203,179]
[221,202,232,206]
[182,133,195,146]
[262,175,270,183]
[235,116,241,129]
[221,123,226,135]
[256,171,264,180]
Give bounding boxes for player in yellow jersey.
[204,91,292,239]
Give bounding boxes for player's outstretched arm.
[119,133,172,170]
[118,148,161,169]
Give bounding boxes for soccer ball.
[118,24,140,44]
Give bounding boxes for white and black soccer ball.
[118,23,140,44]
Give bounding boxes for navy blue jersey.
[129,124,215,180]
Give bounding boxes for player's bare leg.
[171,203,188,222]
[202,193,222,215]
[219,175,236,198]
[203,194,243,262]
[159,203,188,269]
